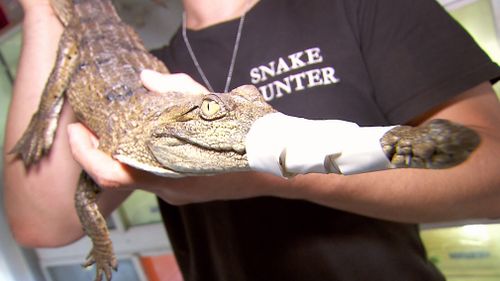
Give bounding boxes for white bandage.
[245,113,395,177]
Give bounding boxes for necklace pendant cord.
[182,12,246,93]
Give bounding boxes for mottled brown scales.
[153,88,480,173]
[11,0,191,280]
[11,0,480,280]
[380,119,480,169]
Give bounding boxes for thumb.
[141,69,208,95]
[67,123,99,152]
[66,123,135,188]
[66,123,107,169]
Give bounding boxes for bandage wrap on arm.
[245,113,396,177]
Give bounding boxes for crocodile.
[10,0,480,280]
[147,85,480,174]
[11,0,192,280]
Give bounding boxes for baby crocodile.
[11,0,194,280]
[147,85,480,174]
[11,0,480,280]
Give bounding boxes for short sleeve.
[355,0,500,123]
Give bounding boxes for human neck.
[182,0,257,30]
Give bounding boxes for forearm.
[2,5,130,247]
[282,123,500,223]
[242,82,500,223]
[4,111,131,247]
[2,6,78,246]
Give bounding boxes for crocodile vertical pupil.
[201,99,221,118]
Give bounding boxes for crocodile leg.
[380,119,480,169]
[75,172,117,281]
[10,29,80,166]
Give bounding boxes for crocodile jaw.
[145,85,274,174]
[147,135,250,174]
[113,154,185,177]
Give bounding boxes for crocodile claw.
[76,173,118,281]
[83,245,118,281]
[9,111,59,166]
[380,119,480,169]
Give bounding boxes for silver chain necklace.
[182,12,246,93]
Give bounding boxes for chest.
[167,0,389,125]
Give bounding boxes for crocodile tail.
[50,0,73,26]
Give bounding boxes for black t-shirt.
[152,0,500,280]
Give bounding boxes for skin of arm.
[2,1,220,248]
[2,1,131,247]
[286,82,500,223]
[70,72,500,223]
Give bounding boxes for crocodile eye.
[201,100,220,115]
[200,98,225,120]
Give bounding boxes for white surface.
[246,113,394,177]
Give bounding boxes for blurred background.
[0,0,499,280]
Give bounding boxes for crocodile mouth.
[154,135,186,147]
[150,127,242,153]
[150,132,226,152]
[147,133,248,174]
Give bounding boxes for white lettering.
[258,62,276,83]
[259,84,275,102]
[321,67,340,84]
[305,69,323,88]
[250,67,262,84]
[256,66,340,102]
[288,72,307,91]
[250,47,327,82]
[275,78,292,98]
[288,51,307,69]
[276,57,291,76]
[305,47,323,64]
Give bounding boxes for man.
[4,0,500,279]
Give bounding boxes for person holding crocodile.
[3,0,500,280]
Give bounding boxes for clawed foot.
[9,112,58,166]
[83,245,118,281]
[380,119,480,169]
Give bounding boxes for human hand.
[66,71,284,204]
[66,70,208,190]
[67,122,286,205]
[140,69,209,95]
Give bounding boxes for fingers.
[67,123,134,189]
[66,123,183,191]
[140,69,208,95]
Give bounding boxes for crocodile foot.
[76,173,118,281]
[83,244,118,281]
[9,110,60,166]
[380,119,480,169]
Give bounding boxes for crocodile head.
[147,85,276,174]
